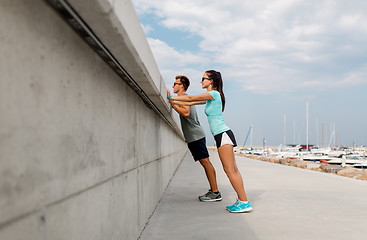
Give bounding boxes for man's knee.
[199,158,210,166]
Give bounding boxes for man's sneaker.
[198,190,222,202]
[226,199,252,213]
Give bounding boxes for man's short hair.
[175,75,190,91]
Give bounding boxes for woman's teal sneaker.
[226,200,252,213]
[226,199,240,211]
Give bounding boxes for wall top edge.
[61,0,182,136]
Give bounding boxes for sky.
[131,0,367,147]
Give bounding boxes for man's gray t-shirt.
[179,105,206,143]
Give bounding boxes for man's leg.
[188,138,222,201]
[198,157,222,202]
[199,157,218,192]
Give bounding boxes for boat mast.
[243,125,253,147]
[328,122,334,148]
[336,130,338,147]
[306,100,309,151]
[293,120,296,144]
[316,118,319,147]
[322,124,324,147]
[284,114,286,145]
[250,124,253,147]
[325,125,328,148]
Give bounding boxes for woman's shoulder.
[208,90,220,98]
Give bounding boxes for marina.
[231,145,367,180]
[235,145,367,168]
[233,100,367,174]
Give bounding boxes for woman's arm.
[170,100,206,106]
[170,92,213,102]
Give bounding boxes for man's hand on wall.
[167,87,171,99]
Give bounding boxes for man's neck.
[177,91,186,96]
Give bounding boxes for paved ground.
[139,150,367,240]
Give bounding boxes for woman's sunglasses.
[201,77,212,82]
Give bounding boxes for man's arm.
[172,104,190,118]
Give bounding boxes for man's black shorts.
[187,137,209,161]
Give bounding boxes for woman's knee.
[223,166,238,176]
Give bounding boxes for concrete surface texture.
[68,0,181,134]
[139,151,367,240]
[0,0,186,239]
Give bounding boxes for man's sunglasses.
[173,83,183,86]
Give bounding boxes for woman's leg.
[218,145,248,201]
[199,157,218,192]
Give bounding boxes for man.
[167,75,221,202]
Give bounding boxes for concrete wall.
[0,0,187,239]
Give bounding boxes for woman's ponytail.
[206,70,225,112]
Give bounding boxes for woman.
[168,70,252,213]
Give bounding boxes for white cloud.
[132,0,367,95]
[140,23,153,35]
[146,38,207,92]
[147,38,204,68]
